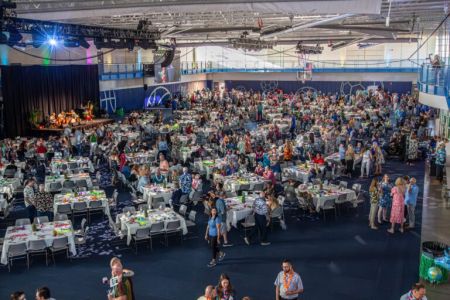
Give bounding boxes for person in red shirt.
[312,153,325,165]
[36,143,47,155]
[263,166,276,186]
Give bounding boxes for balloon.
[427,266,443,283]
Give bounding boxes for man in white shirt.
[274,259,304,300]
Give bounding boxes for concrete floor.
[420,166,450,299]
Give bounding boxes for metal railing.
[417,63,450,97]
[180,59,423,74]
[97,59,424,80]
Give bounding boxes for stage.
[31,118,114,136]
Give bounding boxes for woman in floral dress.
[388,177,406,234]
[377,174,392,224]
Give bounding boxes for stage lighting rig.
[229,37,275,51]
[296,42,323,55]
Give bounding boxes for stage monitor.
[143,64,155,77]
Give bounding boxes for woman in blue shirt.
[204,207,225,268]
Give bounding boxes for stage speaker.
[144,84,148,91]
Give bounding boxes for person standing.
[274,259,304,300]
[35,287,55,300]
[378,174,392,224]
[360,146,372,178]
[214,193,233,247]
[435,143,447,183]
[216,273,236,300]
[179,167,192,198]
[368,178,379,230]
[205,207,225,268]
[107,257,134,300]
[35,184,54,221]
[244,191,270,246]
[9,291,26,300]
[23,178,36,223]
[388,177,406,234]
[405,177,419,229]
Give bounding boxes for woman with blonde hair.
[388,177,406,234]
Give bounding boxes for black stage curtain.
[1,65,99,137]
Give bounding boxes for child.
[369,178,379,229]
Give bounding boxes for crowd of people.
[2,84,445,299]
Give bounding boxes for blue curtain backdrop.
[101,80,212,113]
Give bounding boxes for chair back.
[252,182,265,191]
[57,203,72,214]
[123,206,136,214]
[80,218,87,232]
[239,184,251,191]
[203,201,210,215]
[351,183,362,194]
[8,242,27,256]
[52,236,69,249]
[33,216,49,224]
[339,181,348,189]
[50,182,63,191]
[15,218,31,226]
[322,199,336,209]
[243,214,255,225]
[179,204,187,217]
[188,210,197,222]
[152,197,165,209]
[271,206,283,218]
[89,200,103,209]
[138,204,149,211]
[63,181,76,189]
[68,162,78,170]
[4,169,16,178]
[76,180,88,188]
[73,201,87,211]
[29,239,47,251]
[165,220,181,231]
[54,214,68,221]
[135,228,150,238]
[150,221,164,233]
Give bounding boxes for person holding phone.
[107,257,134,300]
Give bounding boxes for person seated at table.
[4,159,18,174]
[35,184,54,222]
[283,140,293,161]
[254,162,264,176]
[157,137,169,159]
[263,166,276,186]
[255,145,264,163]
[179,167,192,197]
[121,162,131,179]
[118,151,127,172]
[128,165,139,183]
[185,124,194,135]
[191,174,203,195]
[36,142,47,156]
[170,182,183,210]
[159,153,170,175]
[137,168,150,193]
[307,166,318,183]
[312,153,325,165]
[151,168,166,184]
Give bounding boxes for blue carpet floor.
[0,160,425,300]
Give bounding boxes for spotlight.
[48,38,57,46]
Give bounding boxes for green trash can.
[419,242,449,283]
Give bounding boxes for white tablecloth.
[0,178,21,199]
[142,185,174,207]
[50,157,95,174]
[299,185,357,212]
[116,209,187,245]
[44,173,93,192]
[1,221,76,265]
[225,195,256,230]
[53,190,110,216]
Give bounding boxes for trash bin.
[419,241,449,283]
